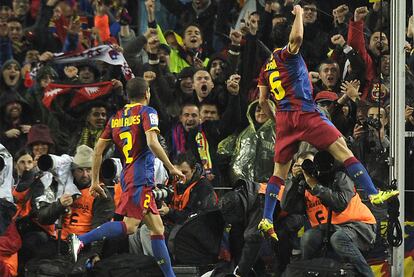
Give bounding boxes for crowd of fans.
[0,0,413,276]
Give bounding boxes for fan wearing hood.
[0,59,23,97]
[218,100,276,184]
[0,92,32,157]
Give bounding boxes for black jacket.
[165,166,217,224]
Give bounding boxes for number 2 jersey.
[101,103,160,188]
[258,45,316,112]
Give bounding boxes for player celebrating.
[257,5,398,240]
[68,77,184,277]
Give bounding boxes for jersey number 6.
[269,70,286,100]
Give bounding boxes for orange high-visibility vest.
[171,181,199,211]
[305,189,376,227]
[60,188,95,240]
[1,253,18,276]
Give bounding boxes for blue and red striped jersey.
[258,46,315,112]
[101,103,160,187]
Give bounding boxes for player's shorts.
[274,110,342,164]
[116,184,158,220]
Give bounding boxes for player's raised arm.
[288,5,304,54]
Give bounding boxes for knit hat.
[26,124,54,147]
[314,91,338,103]
[72,145,93,169]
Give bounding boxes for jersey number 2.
[269,70,286,100]
[120,131,133,164]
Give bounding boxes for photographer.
[287,151,376,277]
[138,152,217,256]
[159,152,217,225]
[0,143,13,203]
[351,105,389,190]
[28,145,114,258]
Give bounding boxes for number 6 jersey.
[258,45,315,112]
[101,103,160,188]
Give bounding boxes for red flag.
[42,82,113,110]
[42,84,72,109]
[70,81,113,107]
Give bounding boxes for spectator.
[218,99,276,184]
[330,33,366,87]
[0,59,22,96]
[347,6,389,100]
[313,60,341,95]
[24,64,58,125]
[11,0,35,27]
[169,103,200,158]
[0,93,32,157]
[26,124,54,164]
[69,102,108,154]
[192,69,216,106]
[159,0,217,55]
[166,66,195,118]
[351,105,389,190]
[7,17,27,64]
[300,0,329,71]
[170,74,241,185]
[77,63,100,84]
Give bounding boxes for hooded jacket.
[218,100,276,184]
[0,93,32,156]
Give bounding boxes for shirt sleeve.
[100,116,113,140]
[142,106,160,133]
[280,45,298,61]
[257,63,269,87]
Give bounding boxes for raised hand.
[354,7,369,22]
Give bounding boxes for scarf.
[42,81,113,110]
[78,126,103,149]
[52,45,134,80]
[195,125,213,174]
[172,123,187,155]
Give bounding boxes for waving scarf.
[52,45,134,80]
[42,81,113,110]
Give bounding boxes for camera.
[152,185,174,201]
[0,156,4,172]
[101,158,122,181]
[358,117,381,130]
[301,151,336,186]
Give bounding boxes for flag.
[42,81,113,110]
